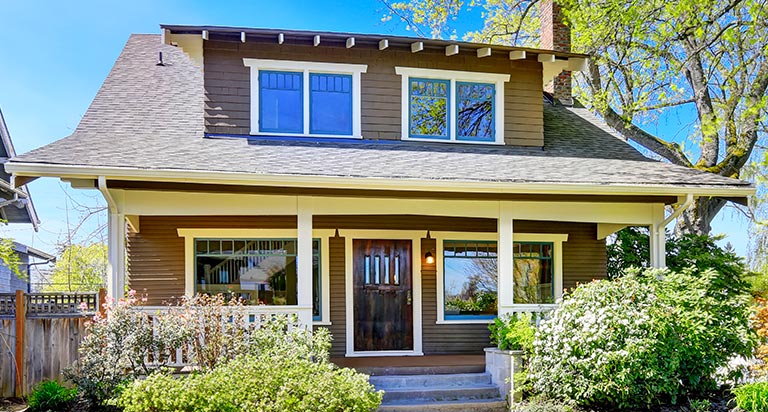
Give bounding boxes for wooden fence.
[0,289,104,398]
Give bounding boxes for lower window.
[194,238,321,320]
[513,242,554,304]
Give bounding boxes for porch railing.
[502,304,557,325]
[134,305,308,368]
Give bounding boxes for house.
[0,242,55,293]
[0,107,51,293]
[4,9,752,360]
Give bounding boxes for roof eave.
[5,161,755,201]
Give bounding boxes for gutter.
[660,194,695,229]
[97,176,118,213]
[5,162,756,199]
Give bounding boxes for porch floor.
[331,355,485,376]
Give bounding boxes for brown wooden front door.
[353,239,413,352]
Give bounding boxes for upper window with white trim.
[396,67,510,144]
[244,59,368,138]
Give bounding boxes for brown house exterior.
[6,22,752,358]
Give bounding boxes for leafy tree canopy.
[45,243,106,292]
[382,0,768,236]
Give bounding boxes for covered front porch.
[103,185,675,357]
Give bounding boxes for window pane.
[457,82,494,141]
[259,71,303,133]
[409,79,449,139]
[443,241,498,320]
[310,73,352,135]
[513,242,554,304]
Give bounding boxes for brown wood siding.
[128,215,605,353]
[203,41,544,146]
[126,216,297,305]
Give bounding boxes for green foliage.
[114,343,382,412]
[607,228,752,285]
[0,237,23,279]
[733,382,768,412]
[27,380,77,412]
[489,313,535,352]
[688,398,711,412]
[529,268,755,409]
[47,243,106,292]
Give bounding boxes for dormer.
[161,25,587,147]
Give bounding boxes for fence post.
[14,290,25,398]
[98,288,107,317]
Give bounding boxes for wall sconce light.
[425,251,435,265]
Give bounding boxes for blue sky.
[0,0,751,257]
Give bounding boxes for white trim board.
[243,59,368,138]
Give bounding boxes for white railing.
[501,304,557,325]
[133,305,310,368]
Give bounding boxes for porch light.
[424,251,435,265]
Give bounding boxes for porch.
[105,189,672,358]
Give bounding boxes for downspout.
[660,194,695,229]
[97,176,118,213]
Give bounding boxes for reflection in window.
[513,243,554,304]
[443,241,498,320]
[195,238,322,320]
[456,82,494,141]
[409,78,449,139]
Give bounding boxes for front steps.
[370,371,508,412]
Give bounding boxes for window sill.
[312,321,332,326]
[401,136,504,145]
[250,132,363,139]
[436,319,495,325]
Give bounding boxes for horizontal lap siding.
[204,41,543,146]
[126,216,297,305]
[328,236,346,357]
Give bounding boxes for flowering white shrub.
[529,269,754,409]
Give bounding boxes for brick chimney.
[540,0,572,106]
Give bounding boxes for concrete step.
[359,364,486,376]
[381,384,501,403]
[378,398,508,412]
[370,372,493,389]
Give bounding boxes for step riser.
[359,365,486,376]
[382,386,501,402]
[371,373,492,389]
[378,400,507,412]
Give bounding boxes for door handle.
[407,290,412,305]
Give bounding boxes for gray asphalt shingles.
[9,34,749,189]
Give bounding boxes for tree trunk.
[674,197,728,237]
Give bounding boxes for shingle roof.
[0,107,39,227]
[7,34,751,193]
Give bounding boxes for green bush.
[733,382,768,412]
[489,313,535,352]
[27,380,77,412]
[529,268,755,409]
[114,354,382,412]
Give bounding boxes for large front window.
[443,241,498,320]
[513,242,554,304]
[194,238,321,319]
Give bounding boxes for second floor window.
[397,67,510,144]
[244,59,367,138]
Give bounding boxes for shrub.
[489,313,535,352]
[752,297,768,377]
[529,268,754,409]
[115,351,381,412]
[27,380,77,412]
[733,382,768,412]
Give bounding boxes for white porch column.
[106,211,126,299]
[649,204,666,269]
[297,197,314,328]
[497,202,514,316]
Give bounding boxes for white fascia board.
[5,162,756,198]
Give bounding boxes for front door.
[353,239,413,352]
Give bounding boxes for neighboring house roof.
[5,34,753,199]
[0,107,39,229]
[12,241,55,262]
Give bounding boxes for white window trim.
[433,231,567,325]
[243,59,368,139]
[176,228,335,326]
[395,67,510,145]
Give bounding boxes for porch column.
[297,197,314,328]
[497,202,514,316]
[107,211,126,299]
[649,204,666,269]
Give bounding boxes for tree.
[382,0,768,235]
[46,243,107,292]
